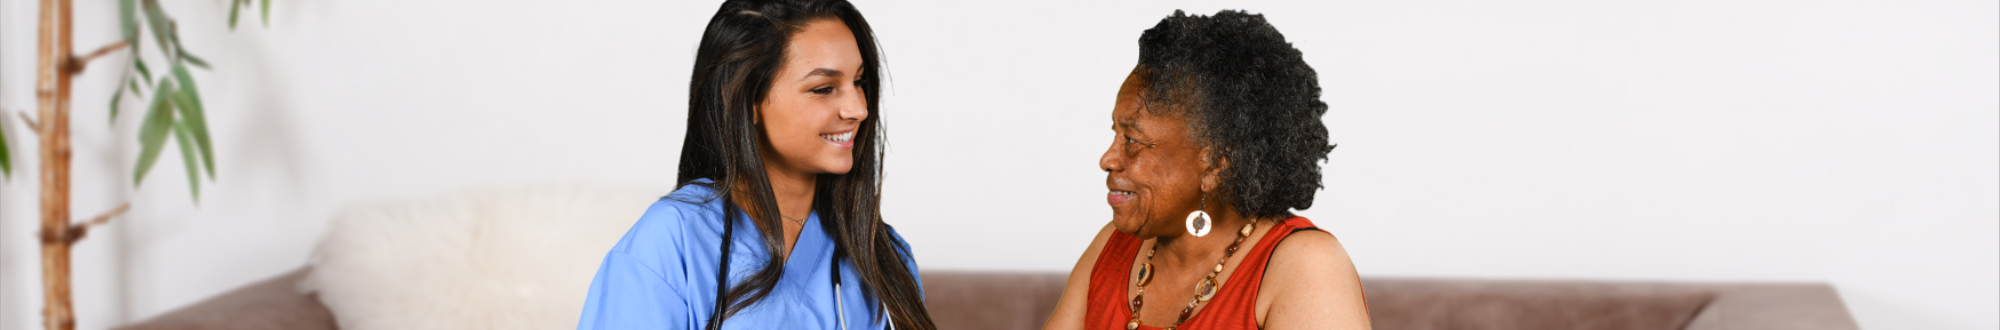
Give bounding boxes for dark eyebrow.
[800,68,843,81]
[1116,118,1142,134]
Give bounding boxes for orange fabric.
[1084,217,1318,330]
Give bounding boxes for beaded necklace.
[1128,222,1255,330]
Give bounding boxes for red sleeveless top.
[1083,217,1319,330]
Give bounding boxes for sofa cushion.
[299,185,660,330]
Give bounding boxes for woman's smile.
[1106,176,1139,206]
[820,129,856,148]
[1107,190,1135,205]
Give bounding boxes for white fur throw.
[301,185,662,330]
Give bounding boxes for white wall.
[1,0,1992,329]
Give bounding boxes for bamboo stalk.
[36,0,77,328]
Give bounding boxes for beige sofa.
[115,188,1859,330]
[119,268,1857,330]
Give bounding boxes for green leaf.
[179,50,211,70]
[119,0,138,45]
[171,64,217,178]
[261,0,271,27]
[172,118,203,203]
[140,0,176,60]
[228,0,242,30]
[110,86,125,124]
[168,21,183,46]
[135,81,177,186]
[2,121,11,177]
[134,59,153,84]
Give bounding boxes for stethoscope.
[708,206,892,330]
[832,258,895,330]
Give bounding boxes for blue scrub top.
[578,180,921,330]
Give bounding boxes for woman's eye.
[1123,136,1145,154]
[811,86,834,95]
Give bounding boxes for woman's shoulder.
[1042,223,1127,330]
[1255,217,1369,328]
[610,183,729,257]
[1268,230,1344,268]
[1069,223,1129,288]
[1265,217,1352,278]
[648,183,727,222]
[883,223,914,253]
[879,223,924,280]
[1082,223,1124,261]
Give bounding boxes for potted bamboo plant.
[4,0,271,329]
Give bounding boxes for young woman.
[1043,10,1370,330]
[577,1,934,329]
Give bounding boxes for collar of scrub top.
[708,201,894,330]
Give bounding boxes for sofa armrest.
[1682,283,1859,330]
[115,267,337,330]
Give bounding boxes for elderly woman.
[1043,10,1370,330]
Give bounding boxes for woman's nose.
[1099,142,1121,173]
[839,89,868,121]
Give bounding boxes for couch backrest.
[120,269,1857,330]
[1362,279,1715,330]
[917,272,1859,330]
[921,271,1069,330]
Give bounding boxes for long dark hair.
[674,1,933,329]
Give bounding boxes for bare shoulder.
[1065,223,1121,283]
[1264,230,1356,297]
[1258,229,1371,330]
[1080,223,1119,265]
[1270,230,1350,268]
[1042,223,1119,330]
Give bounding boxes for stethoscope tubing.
[832,263,897,330]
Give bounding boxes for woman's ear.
[1200,148,1228,193]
